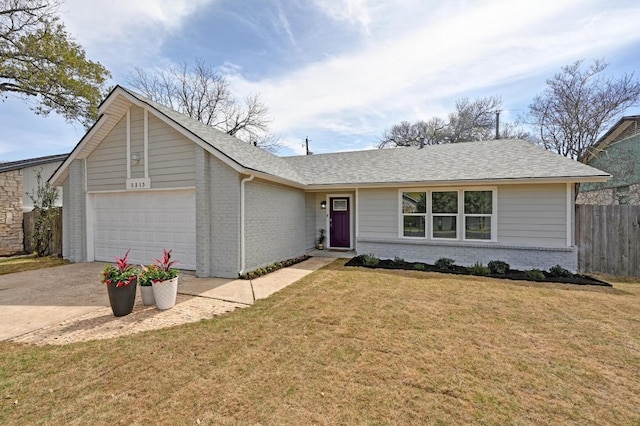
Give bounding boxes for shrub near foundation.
[345,257,611,286]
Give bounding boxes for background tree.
[378,96,506,148]
[528,59,640,161]
[126,59,279,151]
[0,0,111,126]
[26,168,59,257]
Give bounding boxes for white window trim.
[398,189,427,239]
[430,190,461,241]
[398,187,498,242]
[462,188,498,243]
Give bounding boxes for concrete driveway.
[0,262,107,340]
[0,257,336,342]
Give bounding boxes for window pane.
[465,216,492,240]
[432,191,458,214]
[464,191,492,214]
[433,216,457,239]
[403,215,425,237]
[402,192,426,213]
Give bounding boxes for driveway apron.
[0,263,106,340]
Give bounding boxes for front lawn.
[1,259,639,424]
[0,255,68,275]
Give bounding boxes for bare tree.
[378,96,505,148]
[448,96,501,142]
[378,118,448,148]
[528,59,640,161]
[126,59,279,151]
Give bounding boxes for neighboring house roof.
[584,115,640,163]
[0,153,68,174]
[50,85,610,188]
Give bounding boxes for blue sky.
[2,0,640,161]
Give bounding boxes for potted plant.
[142,249,179,310]
[100,249,139,317]
[317,229,326,250]
[138,265,157,306]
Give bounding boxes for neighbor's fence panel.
[576,205,640,277]
[23,207,63,256]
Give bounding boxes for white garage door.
[93,190,196,270]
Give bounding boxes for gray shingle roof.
[0,153,68,174]
[120,87,608,187]
[282,139,610,185]
[122,87,305,184]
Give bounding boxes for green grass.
[0,255,68,275]
[1,259,639,424]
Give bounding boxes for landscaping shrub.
[488,260,510,275]
[549,264,572,278]
[240,255,309,279]
[469,261,490,275]
[525,269,545,280]
[392,256,406,266]
[435,257,455,270]
[362,253,380,266]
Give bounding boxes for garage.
[92,190,196,270]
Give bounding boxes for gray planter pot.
[140,285,155,306]
[106,278,137,317]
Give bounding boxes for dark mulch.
[345,257,611,287]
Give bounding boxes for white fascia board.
[49,114,110,186]
[303,175,611,191]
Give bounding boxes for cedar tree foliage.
[0,0,111,126]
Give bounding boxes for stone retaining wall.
[0,170,24,255]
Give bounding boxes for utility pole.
[305,137,312,155]
[495,110,501,140]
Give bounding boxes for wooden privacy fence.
[23,207,63,256]
[576,204,640,277]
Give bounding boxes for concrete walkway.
[0,257,335,341]
[179,256,335,305]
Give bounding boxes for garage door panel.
[93,190,196,270]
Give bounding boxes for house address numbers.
[126,178,151,190]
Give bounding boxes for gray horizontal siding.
[86,115,127,191]
[130,106,145,178]
[147,114,195,188]
[358,188,398,238]
[87,108,196,191]
[357,184,568,248]
[498,184,567,247]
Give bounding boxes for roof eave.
[49,114,110,186]
[303,175,611,190]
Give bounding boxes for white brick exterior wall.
[357,238,578,272]
[244,178,306,270]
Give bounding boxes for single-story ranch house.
[50,86,610,277]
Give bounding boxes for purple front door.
[330,197,350,248]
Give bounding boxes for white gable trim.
[49,114,109,186]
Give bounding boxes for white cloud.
[312,0,375,33]
[227,0,640,143]
[60,0,215,68]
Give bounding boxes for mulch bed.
[345,257,611,287]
